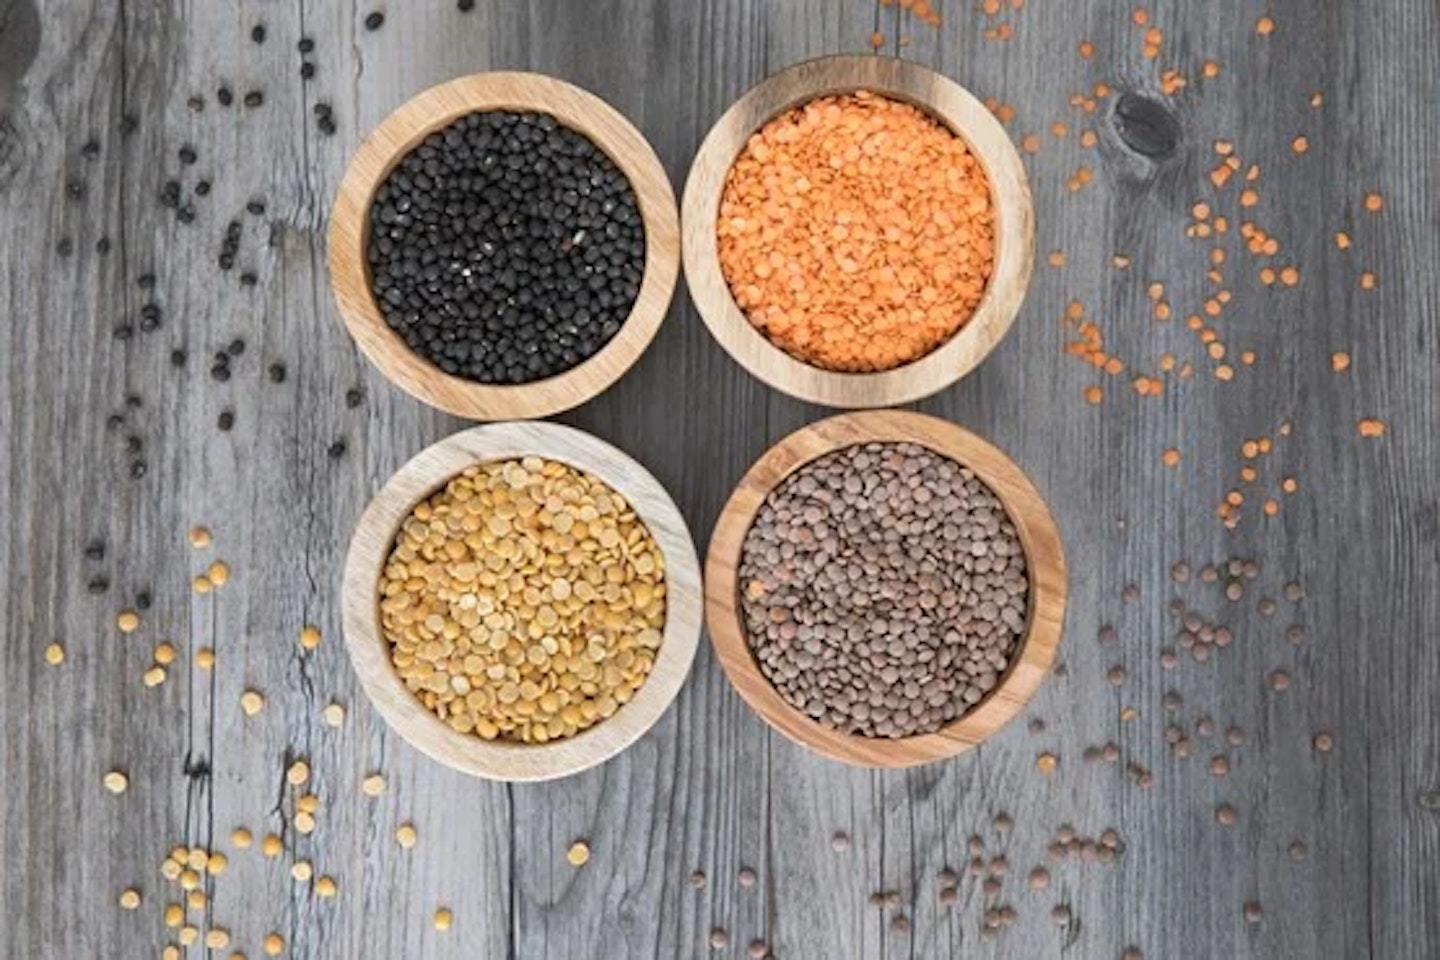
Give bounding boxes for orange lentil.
[1256,16,1275,35]
[1363,192,1384,212]
[1226,490,1244,506]
[1104,357,1124,376]
[1112,255,1131,269]
[1214,140,1234,156]
[1186,315,1203,330]
[1210,248,1226,265]
[1357,419,1385,438]
[1214,216,1229,233]
[1242,440,1259,459]
[981,0,999,12]
[1199,329,1218,344]
[1310,91,1324,107]
[1331,351,1351,372]
[1215,364,1235,381]
[1202,60,1221,78]
[1239,189,1259,208]
[995,103,1016,123]
[1240,466,1258,483]
[1080,130,1097,148]
[1335,231,1351,249]
[717,92,995,373]
[1279,421,1292,436]
[1051,121,1068,138]
[1153,301,1171,321]
[1282,477,1298,493]
[1132,8,1149,25]
[1360,271,1377,290]
[1207,342,1225,360]
[1020,134,1041,153]
[1240,350,1256,365]
[1210,165,1233,188]
[1047,250,1066,268]
[898,35,913,46]
[870,32,886,49]
[1083,385,1103,405]
[1259,267,1277,285]
[1192,202,1211,220]
[1159,353,1176,372]
[1291,136,1308,154]
[1263,499,1280,516]
[1094,82,1111,98]
[1258,437,1272,453]
[1279,266,1300,286]
[1162,449,1181,467]
[1078,41,1094,58]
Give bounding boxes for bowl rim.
[681,54,1035,409]
[704,410,1066,768]
[342,421,703,782]
[328,71,681,421]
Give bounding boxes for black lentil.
[96,237,112,255]
[217,86,234,107]
[251,23,266,43]
[364,11,386,30]
[366,110,645,384]
[239,271,258,287]
[458,0,476,9]
[344,386,365,408]
[113,322,133,340]
[119,114,139,136]
[178,145,198,165]
[56,238,74,257]
[177,205,196,224]
[105,414,125,431]
[217,410,235,431]
[227,338,246,357]
[327,439,347,459]
[195,180,211,197]
[300,63,316,81]
[66,180,85,200]
[84,540,106,561]
[298,37,315,53]
[137,273,156,289]
[129,460,147,479]
[82,140,101,159]
[246,199,266,216]
[170,348,187,367]
[187,95,205,112]
[124,435,142,454]
[135,590,152,611]
[268,362,287,383]
[243,90,264,108]
[88,576,110,595]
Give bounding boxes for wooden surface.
[682,55,1035,408]
[705,410,1066,768]
[329,72,681,421]
[342,421,702,783]
[1,1,1436,958]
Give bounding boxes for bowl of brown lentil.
[705,411,1065,768]
[682,56,1034,408]
[329,72,681,421]
[342,421,702,782]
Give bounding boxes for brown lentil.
[378,457,666,744]
[717,92,995,372]
[738,442,1028,738]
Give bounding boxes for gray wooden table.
[2,1,1436,957]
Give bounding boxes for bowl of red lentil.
[329,72,681,421]
[342,421,703,782]
[682,56,1034,408]
[705,411,1065,768]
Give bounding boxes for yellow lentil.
[192,575,212,595]
[189,525,212,548]
[240,690,265,716]
[187,890,206,909]
[361,774,387,797]
[103,770,129,794]
[164,904,184,928]
[395,823,418,849]
[179,925,199,946]
[261,834,283,858]
[153,642,176,665]
[286,761,310,786]
[566,841,591,867]
[205,929,231,950]
[196,647,215,670]
[143,665,167,687]
[378,458,667,745]
[117,610,141,633]
[434,908,454,932]
[119,888,141,910]
[299,625,322,650]
[44,643,64,666]
[263,933,285,956]
[291,860,313,882]
[315,875,338,898]
[322,702,345,727]
[295,811,316,834]
[207,561,230,586]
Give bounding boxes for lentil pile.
[367,111,645,384]
[737,442,1028,737]
[378,457,666,743]
[717,91,995,372]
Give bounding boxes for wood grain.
[329,72,681,421]
[1,1,1436,958]
[705,410,1066,767]
[341,421,702,782]
[682,54,1035,409]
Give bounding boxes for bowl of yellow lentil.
[342,422,702,782]
[682,55,1034,408]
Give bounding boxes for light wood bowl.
[681,56,1034,408]
[342,422,702,782]
[328,73,680,421]
[705,411,1065,768]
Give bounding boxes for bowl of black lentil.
[329,73,680,420]
[705,410,1066,768]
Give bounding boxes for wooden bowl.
[342,422,702,782]
[681,56,1034,408]
[705,411,1065,768]
[328,73,680,421]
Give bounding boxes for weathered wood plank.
[0,0,1435,958]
